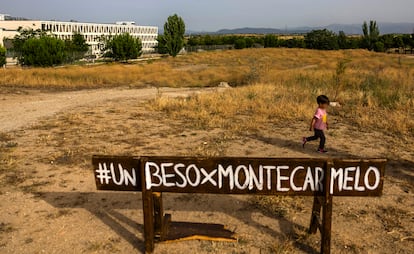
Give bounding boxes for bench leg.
[321,160,333,254]
[321,195,332,254]
[309,195,322,234]
[153,192,164,239]
[141,158,155,254]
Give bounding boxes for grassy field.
[1,48,413,253]
[148,49,414,139]
[2,48,414,138]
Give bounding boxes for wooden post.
[141,158,155,254]
[321,160,333,254]
[308,195,322,234]
[153,192,164,239]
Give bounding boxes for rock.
[218,82,232,88]
[330,101,341,107]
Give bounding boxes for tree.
[402,34,414,49]
[264,34,278,48]
[187,36,200,46]
[105,33,142,61]
[203,35,214,46]
[234,38,246,49]
[374,41,385,52]
[245,37,254,48]
[304,29,339,50]
[279,38,305,48]
[393,36,404,49]
[379,34,395,51]
[362,20,380,51]
[156,35,168,54]
[337,31,348,49]
[163,14,186,57]
[0,45,6,67]
[20,36,66,66]
[11,28,46,62]
[411,33,414,49]
[410,33,414,49]
[65,33,89,62]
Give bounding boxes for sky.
[1,0,414,31]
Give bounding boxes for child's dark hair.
[317,95,330,105]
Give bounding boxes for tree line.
[1,14,185,67]
[4,28,143,67]
[6,28,89,66]
[1,17,413,67]
[184,21,414,52]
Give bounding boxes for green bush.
[305,29,339,50]
[264,34,278,48]
[234,38,247,49]
[0,45,6,67]
[20,36,66,66]
[156,35,168,54]
[105,33,142,61]
[374,41,385,52]
[65,33,89,62]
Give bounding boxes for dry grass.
[2,48,412,89]
[150,81,413,139]
[2,48,413,137]
[146,49,414,139]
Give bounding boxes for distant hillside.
[205,22,414,35]
[216,27,284,34]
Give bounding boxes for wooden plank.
[141,157,155,254]
[142,156,386,196]
[330,159,386,196]
[92,156,386,196]
[160,214,172,241]
[308,195,322,234]
[162,221,237,243]
[92,155,142,191]
[143,157,326,195]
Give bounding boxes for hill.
[194,22,414,35]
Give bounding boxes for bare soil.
[0,87,413,254]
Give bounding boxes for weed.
[0,222,14,233]
[46,209,74,219]
[249,196,305,218]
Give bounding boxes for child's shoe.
[317,148,328,153]
[302,137,307,148]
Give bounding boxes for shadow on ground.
[251,133,414,186]
[38,192,145,252]
[39,191,319,253]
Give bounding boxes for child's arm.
[309,117,316,131]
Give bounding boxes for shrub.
[0,45,6,67]
[20,36,66,66]
[305,29,339,50]
[234,38,247,49]
[105,33,142,62]
[264,34,278,48]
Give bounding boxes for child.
[302,95,329,153]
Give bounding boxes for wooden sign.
[93,156,386,196]
[92,155,386,254]
[93,155,142,191]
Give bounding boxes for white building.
[0,18,158,56]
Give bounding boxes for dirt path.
[0,87,205,132]
[0,87,413,254]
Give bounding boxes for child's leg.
[306,131,319,142]
[317,130,326,150]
